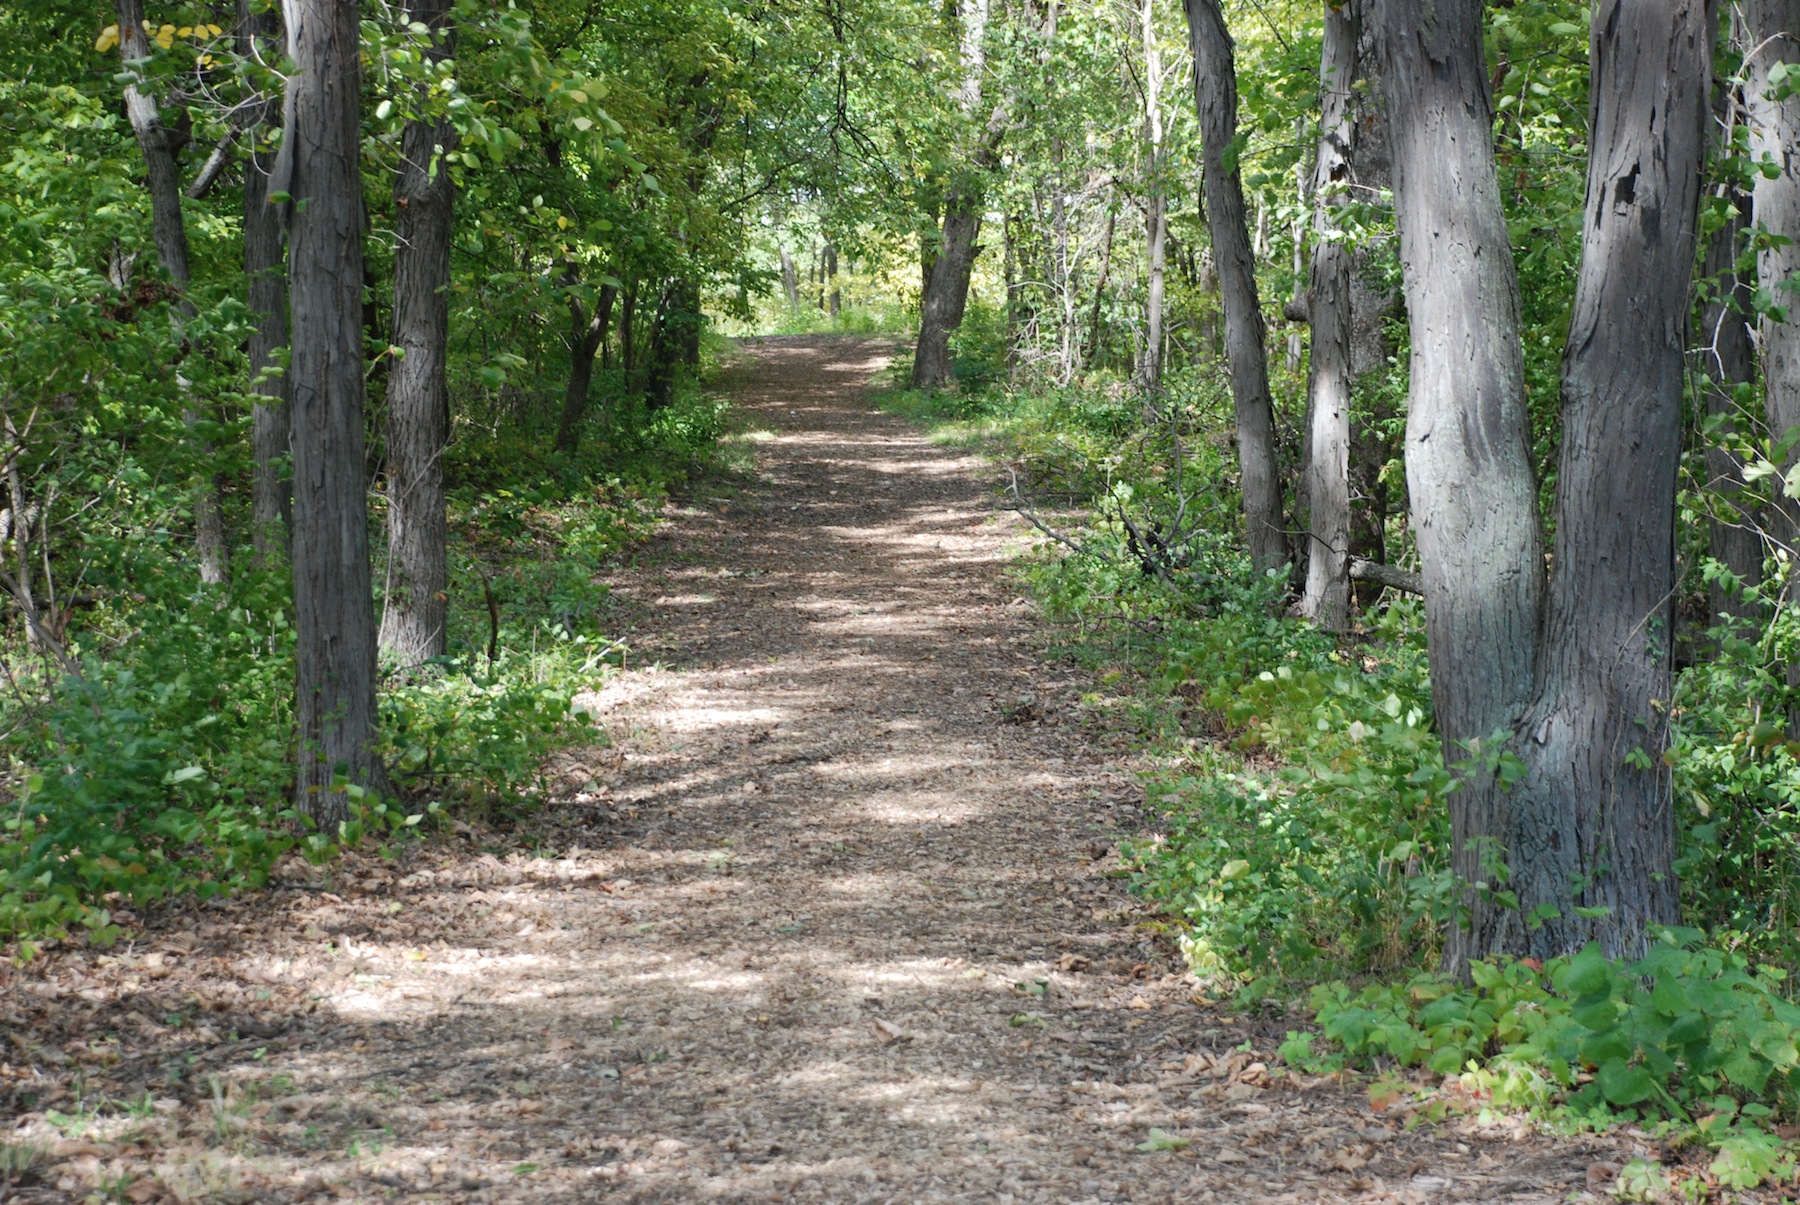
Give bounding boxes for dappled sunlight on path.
[4,336,1627,1204]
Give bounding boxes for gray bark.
[1504,0,1711,961]
[1745,0,1800,728]
[1370,0,1545,963]
[241,0,290,562]
[778,243,800,308]
[378,0,456,669]
[1183,0,1286,575]
[115,0,228,586]
[1295,0,1359,631]
[285,0,387,823]
[1140,0,1168,394]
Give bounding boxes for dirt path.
[5,336,1627,1203]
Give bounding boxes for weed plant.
[881,362,1800,1184]
[0,373,731,949]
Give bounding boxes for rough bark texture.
[1183,0,1286,575]
[1295,0,1359,631]
[1370,0,1546,967]
[116,0,228,586]
[779,244,800,308]
[1745,0,1800,730]
[1346,35,1395,602]
[1501,0,1712,962]
[913,195,985,389]
[556,278,617,453]
[241,0,290,562]
[378,0,456,668]
[286,0,387,824]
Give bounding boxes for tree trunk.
[1140,0,1168,395]
[241,0,290,563]
[778,243,800,308]
[116,0,228,586]
[620,282,638,390]
[557,278,617,453]
[1295,0,1359,631]
[1504,0,1711,961]
[1745,0,1800,730]
[1347,23,1396,603]
[1370,0,1545,965]
[1085,204,1116,364]
[1378,0,1709,967]
[378,0,456,669]
[286,0,388,825]
[825,244,841,317]
[912,0,1002,390]
[1183,0,1286,576]
[913,194,985,389]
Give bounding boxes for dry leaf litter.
[1,336,1677,1202]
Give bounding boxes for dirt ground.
[4,336,1652,1203]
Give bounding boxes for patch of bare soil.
[5,336,1649,1202]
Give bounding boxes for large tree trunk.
[1369,0,1545,966]
[1294,0,1359,630]
[556,276,617,453]
[1347,25,1396,601]
[1746,0,1800,730]
[378,0,456,669]
[241,0,290,563]
[286,0,387,825]
[1504,0,1711,961]
[1183,0,1286,575]
[914,195,985,389]
[1378,0,1709,968]
[116,0,228,586]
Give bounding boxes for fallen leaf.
[1135,1127,1191,1152]
[872,1018,911,1045]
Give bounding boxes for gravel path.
[3,336,1632,1203]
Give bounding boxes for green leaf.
[1136,1128,1191,1152]
[1596,1059,1655,1106]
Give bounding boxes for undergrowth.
[0,378,731,951]
[879,361,1800,1191]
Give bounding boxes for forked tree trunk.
[116,0,228,586]
[557,277,617,453]
[1745,0,1800,730]
[1295,0,1359,631]
[1505,0,1711,961]
[1377,0,1710,968]
[1183,0,1286,576]
[286,0,387,824]
[1370,0,1545,964]
[379,0,456,669]
[241,0,290,562]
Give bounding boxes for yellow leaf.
[155,24,176,49]
[206,23,223,36]
[556,215,570,229]
[568,89,587,104]
[95,24,119,51]
[177,26,192,36]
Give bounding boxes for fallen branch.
[1349,558,1423,596]
[1005,467,1092,559]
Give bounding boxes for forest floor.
[5,335,1648,1203]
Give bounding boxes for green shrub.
[1282,935,1800,1187]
